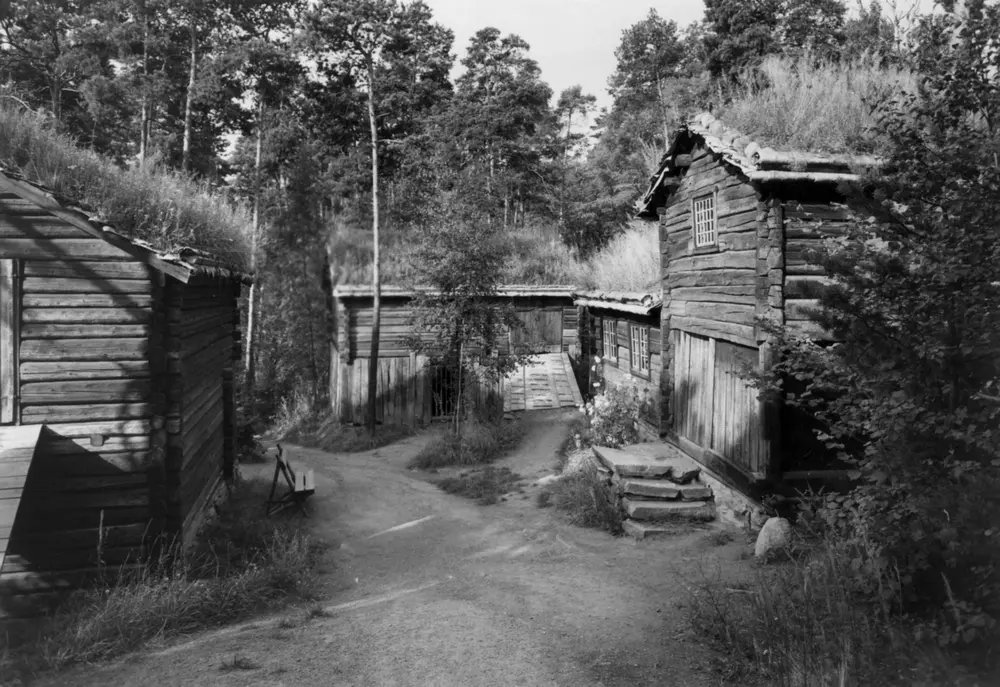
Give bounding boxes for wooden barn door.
[0,259,17,425]
[672,330,768,476]
[510,308,562,353]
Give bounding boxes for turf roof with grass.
[0,106,252,273]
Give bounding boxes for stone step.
[622,498,714,522]
[617,476,712,501]
[592,444,701,482]
[622,520,686,540]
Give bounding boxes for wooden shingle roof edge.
[0,169,252,285]
[333,284,578,300]
[572,290,662,316]
[637,112,883,217]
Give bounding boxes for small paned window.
[693,194,717,247]
[602,319,617,362]
[630,325,650,375]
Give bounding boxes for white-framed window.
[630,325,650,375]
[692,193,717,247]
[602,318,617,362]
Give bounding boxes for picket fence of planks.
[0,183,246,618]
[331,287,579,426]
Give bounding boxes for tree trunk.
[365,56,382,438]
[244,101,264,397]
[181,23,196,173]
[139,2,149,169]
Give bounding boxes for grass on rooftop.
[0,105,252,271]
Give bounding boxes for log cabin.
[0,167,249,617]
[635,112,878,496]
[331,285,581,425]
[573,291,662,439]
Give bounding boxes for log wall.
[164,275,239,548]
[0,195,158,615]
[585,306,662,438]
[658,147,773,482]
[0,195,242,616]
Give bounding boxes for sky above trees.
[422,0,705,111]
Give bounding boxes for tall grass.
[720,54,917,154]
[504,221,588,285]
[0,106,252,270]
[537,463,624,535]
[2,477,321,680]
[680,537,993,687]
[585,222,659,291]
[409,416,521,469]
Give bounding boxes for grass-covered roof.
[718,55,917,155]
[0,106,252,273]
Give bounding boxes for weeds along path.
[39,410,742,687]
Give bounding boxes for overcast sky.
[422,0,707,112]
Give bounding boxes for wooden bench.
[265,444,315,516]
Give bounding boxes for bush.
[539,464,624,535]
[409,417,520,469]
[581,385,646,448]
[4,477,322,679]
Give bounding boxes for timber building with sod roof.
[0,170,248,617]
[331,285,582,425]
[573,291,663,440]
[636,112,878,497]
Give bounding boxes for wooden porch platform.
[0,425,43,573]
[503,353,583,412]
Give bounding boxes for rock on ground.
[754,517,792,560]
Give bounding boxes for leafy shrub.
[580,384,646,448]
[736,9,1000,675]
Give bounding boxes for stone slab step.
[622,498,714,522]
[592,444,702,482]
[618,477,712,501]
[622,520,686,540]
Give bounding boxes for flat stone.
[623,498,715,522]
[592,444,702,481]
[616,476,713,501]
[622,520,683,540]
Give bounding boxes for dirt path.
[39,410,745,686]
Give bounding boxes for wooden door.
[672,330,768,476]
[510,308,562,353]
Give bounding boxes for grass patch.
[3,477,323,681]
[538,464,624,535]
[720,54,917,155]
[0,105,250,270]
[409,417,520,469]
[586,222,659,291]
[679,544,997,686]
[436,466,523,505]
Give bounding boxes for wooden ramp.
[503,353,584,412]
[0,425,43,573]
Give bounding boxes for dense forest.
[0,0,978,415]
